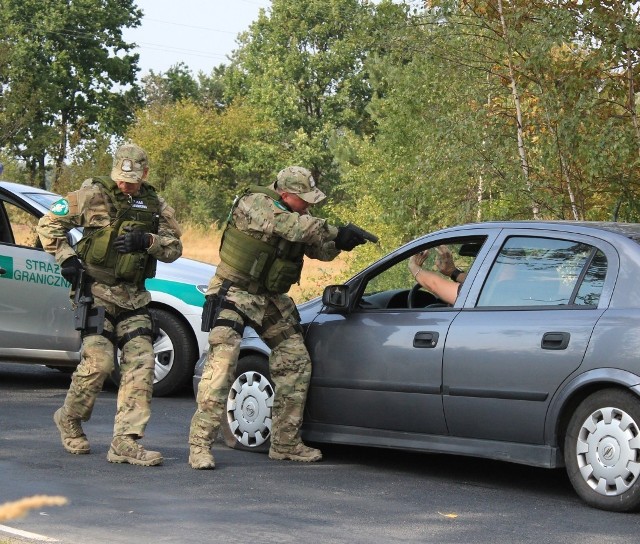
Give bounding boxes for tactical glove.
[113,227,151,253]
[60,255,84,284]
[334,225,367,251]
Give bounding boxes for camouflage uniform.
[37,144,182,466]
[189,167,344,469]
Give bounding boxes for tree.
[141,62,200,107]
[339,0,640,243]
[225,0,407,190]
[0,0,143,189]
[127,99,282,225]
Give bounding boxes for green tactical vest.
[218,185,306,294]
[76,176,161,286]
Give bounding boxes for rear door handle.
[541,332,570,350]
[413,331,439,348]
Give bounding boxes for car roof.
[0,180,59,197]
[435,220,640,244]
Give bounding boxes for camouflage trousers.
[190,284,311,449]
[63,296,155,438]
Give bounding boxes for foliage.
[336,0,640,243]
[226,0,408,192]
[127,99,283,225]
[142,63,200,106]
[3,0,640,244]
[0,0,142,188]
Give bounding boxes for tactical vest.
[76,176,161,286]
[218,185,306,294]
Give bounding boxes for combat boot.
[107,435,163,467]
[269,442,322,462]
[53,407,90,455]
[188,446,215,470]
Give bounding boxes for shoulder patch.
[50,198,70,216]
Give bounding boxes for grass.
[180,224,350,302]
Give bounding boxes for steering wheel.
[407,283,424,308]
[408,283,450,309]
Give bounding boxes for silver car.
[0,180,214,396]
[195,220,640,511]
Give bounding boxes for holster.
[201,294,220,332]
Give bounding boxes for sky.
[123,0,272,77]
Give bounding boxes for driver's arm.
[408,252,459,305]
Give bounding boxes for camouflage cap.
[111,143,148,183]
[276,166,325,204]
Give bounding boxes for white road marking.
[0,524,59,542]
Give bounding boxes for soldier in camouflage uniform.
[37,143,182,467]
[189,166,368,469]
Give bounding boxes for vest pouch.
[219,227,276,280]
[78,227,117,267]
[114,220,150,283]
[264,257,301,293]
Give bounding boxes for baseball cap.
[111,143,148,183]
[276,166,325,204]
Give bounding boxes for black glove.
[113,227,151,254]
[334,225,367,251]
[60,255,84,284]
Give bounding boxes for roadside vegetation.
[2,0,640,279]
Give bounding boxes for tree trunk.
[627,50,640,158]
[497,0,539,219]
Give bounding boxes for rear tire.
[564,388,640,512]
[221,354,274,453]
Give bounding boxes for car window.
[477,236,607,308]
[574,249,607,306]
[358,239,485,310]
[1,201,41,248]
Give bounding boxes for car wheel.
[111,308,198,397]
[221,354,274,453]
[564,388,640,512]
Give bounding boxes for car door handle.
[541,332,570,350]
[413,331,439,348]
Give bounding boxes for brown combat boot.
[53,407,90,455]
[188,446,215,470]
[269,442,322,462]
[107,436,163,467]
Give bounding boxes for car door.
[303,236,488,436]
[0,193,79,361]
[443,230,613,444]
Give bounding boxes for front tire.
[564,388,640,512]
[221,354,274,453]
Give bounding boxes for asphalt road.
[1,362,640,544]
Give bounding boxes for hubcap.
[152,328,174,384]
[117,327,174,385]
[576,406,640,496]
[226,371,274,447]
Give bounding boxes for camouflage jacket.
[231,190,339,256]
[37,179,183,309]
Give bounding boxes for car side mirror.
[322,285,349,309]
